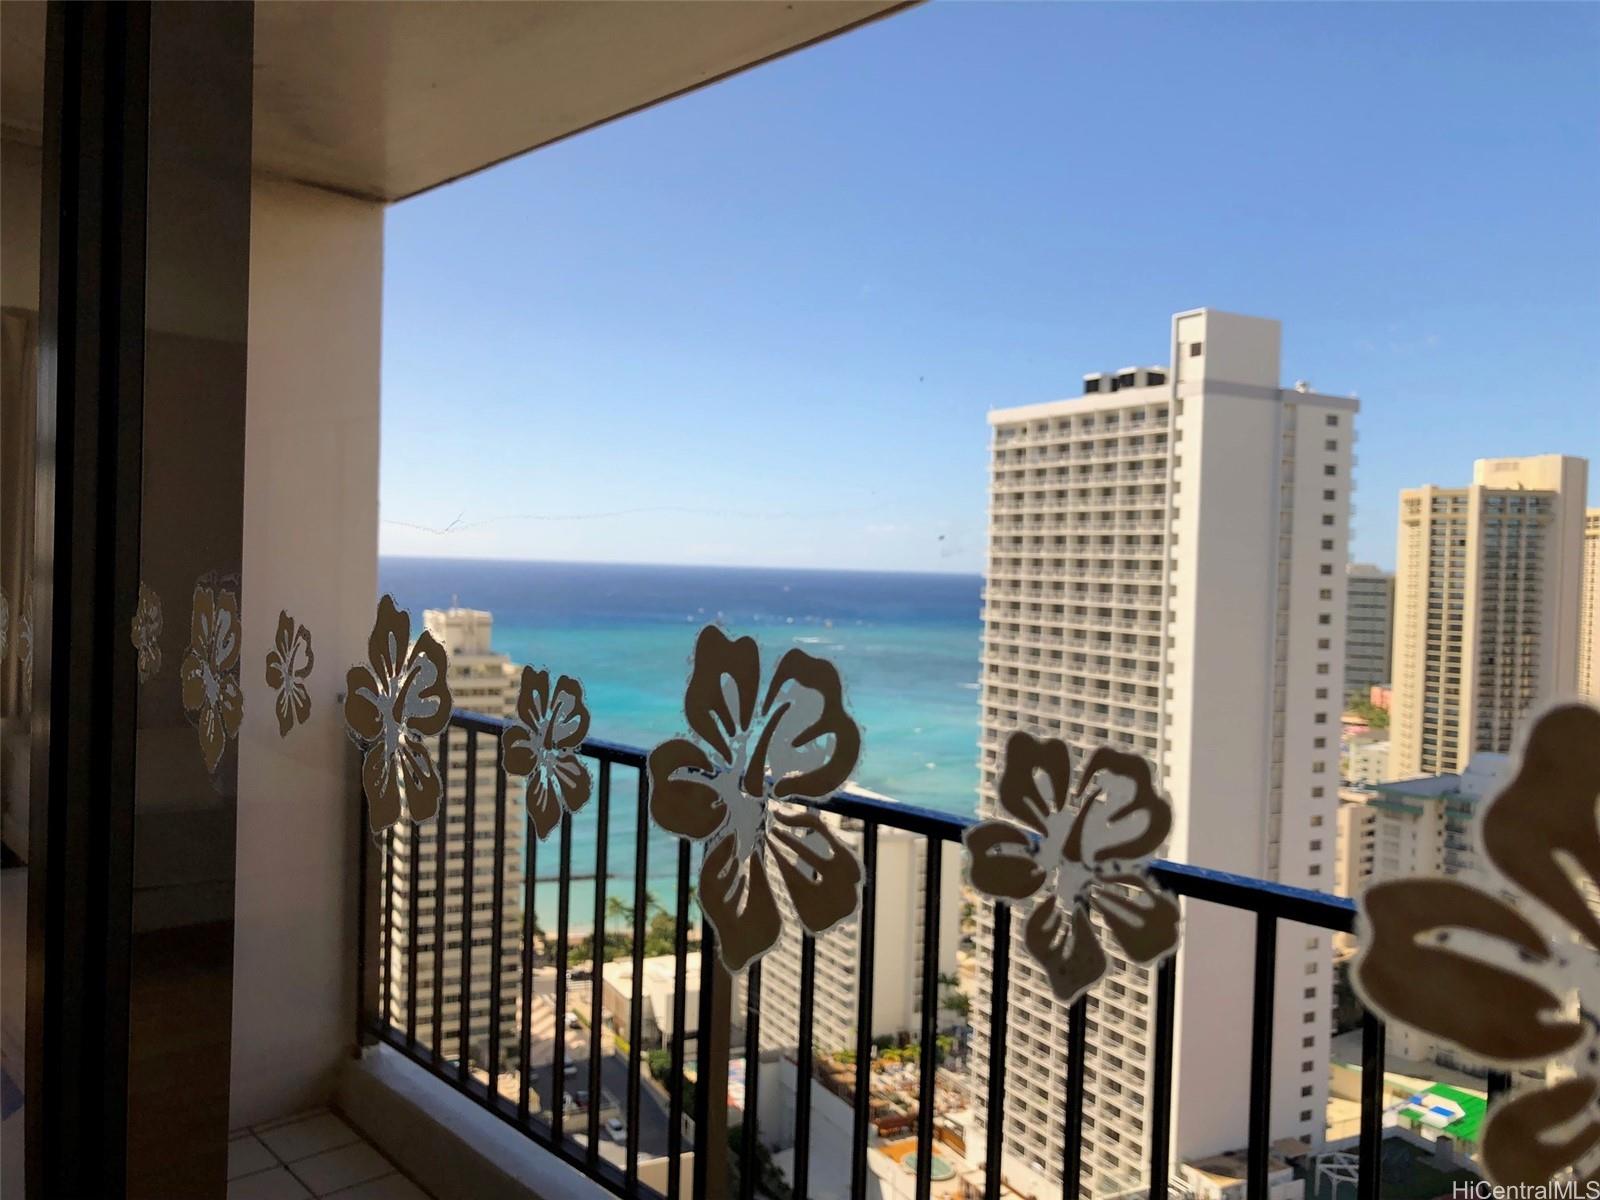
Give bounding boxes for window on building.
[1189,341,1203,357]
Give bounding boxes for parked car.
[563,1012,580,1030]
[563,1060,577,1078]
[605,1118,626,1143]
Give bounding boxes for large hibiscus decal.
[502,665,591,841]
[179,583,243,774]
[648,625,864,973]
[963,731,1178,1003]
[344,595,453,832]
[1354,703,1600,1188]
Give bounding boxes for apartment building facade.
[1344,565,1394,698]
[969,310,1353,1192]
[384,608,524,1068]
[1582,509,1600,703]
[1388,456,1588,779]
[757,818,962,1057]
[1363,755,1509,1061]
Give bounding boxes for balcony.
[345,709,1414,1200]
[1,5,1543,1200]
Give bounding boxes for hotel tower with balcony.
[969,310,1355,1193]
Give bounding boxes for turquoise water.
[380,558,983,931]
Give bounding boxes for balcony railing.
[356,710,1502,1200]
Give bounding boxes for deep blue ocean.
[379,558,983,928]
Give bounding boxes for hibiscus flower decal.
[1354,703,1600,1188]
[130,582,162,683]
[344,595,452,832]
[649,625,864,973]
[265,610,315,737]
[963,731,1178,1003]
[179,583,243,774]
[502,666,591,841]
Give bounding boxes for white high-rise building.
[1344,565,1393,699]
[758,818,961,1056]
[1581,509,1600,704]
[970,310,1353,1193]
[384,608,524,1068]
[1388,456,1588,779]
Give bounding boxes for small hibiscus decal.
[130,582,162,683]
[265,610,315,737]
[179,583,243,774]
[344,595,452,832]
[502,666,591,841]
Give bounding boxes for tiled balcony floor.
[228,1108,433,1200]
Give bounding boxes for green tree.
[942,989,971,1020]
[606,895,634,929]
[1345,691,1390,730]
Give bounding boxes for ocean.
[379,557,983,929]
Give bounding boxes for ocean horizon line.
[377,552,982,581]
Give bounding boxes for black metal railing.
[354,711,1474,1200]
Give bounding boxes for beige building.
[1388,455,1589,779]
[384,608,524,1068]
[1332,789,1377,958]
[1582,509,1600,703]
[971,310,1352,1192]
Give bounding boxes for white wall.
[231,177,383,1126]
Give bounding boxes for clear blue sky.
[381,1,1600,575]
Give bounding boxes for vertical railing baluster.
[738,961,762,1200]
[1145,952,1177,1200]
[1357,1011,1385,1200]
[381,828,394,1032]
[1487,1068,1511,1106]
[356,810,370,1054]
[668,841,691,1200]
[553,810,574,1144]
[407,812,421,1051]
[432,727,450,1064]
[587,760,610,1167]
[1060,994,1087,1199]
[914,841,943,1200]
[792,933,817,1200]
[692,904,717,1200]
[849,823,880,1199]
[626,765,649,1194]
[518,790,536,1125]
[459,729,477,1087]
[1247,913,1278,1200]
[983,903,1011,1200]
[489,739,508,1106]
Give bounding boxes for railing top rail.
[448,709,1357,933]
